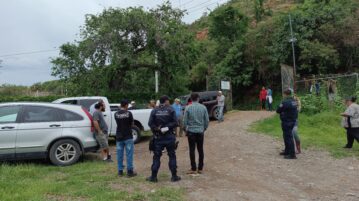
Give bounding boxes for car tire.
[211,106,220,120]
[132,126,142,144]
[49,139,82,166]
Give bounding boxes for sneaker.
[118,170,124,177]
[127,170,137,178]
[186,170,197,175]
[279,151,289,156]
[146,176,158,183]
[284,155,297,159]
[171,176,181,182]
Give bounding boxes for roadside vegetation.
[252,111,359,158]
[0,159,184,201]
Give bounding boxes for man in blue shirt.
[172,98,184,137]
[183,93,210,174]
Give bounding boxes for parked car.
[178,91,226,120]
[53,97,152,143]
[0,102,97,166]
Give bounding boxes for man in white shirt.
[217,91,225,123]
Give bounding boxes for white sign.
[221,81,231,90]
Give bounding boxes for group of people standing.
[259,86,273,111]
[91,92,213,183]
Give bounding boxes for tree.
[52,2,196,99]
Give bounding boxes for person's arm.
[166,110,178,129]
[204,108,209,131]
[276,102,285,114]
[183,107,188,131]
[93,121,102,134]
[148,110,157,130]
[92,112,102,134]
[342,106,355,117]
[129,112,134,127]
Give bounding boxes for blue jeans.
[116,139,134,172]
[218,106,224,122]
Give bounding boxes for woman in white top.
[341,96,359,148]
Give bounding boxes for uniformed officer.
[146,95,181,182]
[276,89,298,159]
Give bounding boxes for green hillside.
[48,0,359,106]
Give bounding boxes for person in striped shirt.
[183,92,209,174]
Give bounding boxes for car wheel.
[49,139,81,166]
[132,126,142,144]
[211,106,220,120]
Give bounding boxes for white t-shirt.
[217,95,225,107]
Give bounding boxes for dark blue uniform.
[276,97,298,157]
[148,104,178,179]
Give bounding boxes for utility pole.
[289,14,297,92]
[155,52,159,94]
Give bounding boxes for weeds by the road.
[251,111,359,158]
[0,160,184,201]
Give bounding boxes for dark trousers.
[346,128,359,148]
[282,122,296,156]
[151,134,177,178]
[261,100,266,110]
[187,132,204,171]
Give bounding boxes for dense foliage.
[49,0,359,105]
[51,2,196,101]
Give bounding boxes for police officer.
[146,95,181,182]
[276,89,298,159]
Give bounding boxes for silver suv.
[0,102,98,166]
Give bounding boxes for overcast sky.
[0,0,227,86]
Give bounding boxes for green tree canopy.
[52,2,196,99]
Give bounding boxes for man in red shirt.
[259,87,267,110]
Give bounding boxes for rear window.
[61,100,78,105]
[79,99,100,111]
[110,106,120,112]
[61,110,83,121]
[22,106,62,123]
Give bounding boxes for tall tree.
[52,2,196,98]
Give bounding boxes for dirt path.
[115,111,359,201]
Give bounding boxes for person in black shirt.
[115,99,137,177]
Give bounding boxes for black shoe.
[146,176,158,183]
[279,151,289,156]
[171,176,181,182]
[343,145,352,149]
[127,170,137,178]
[284,155,297,159]
[106,158,114,163]
[118,170,124,177]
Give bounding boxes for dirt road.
[115,111,359,201]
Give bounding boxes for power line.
[0,48,59,58]
[186,0,224,14]
[179,0,199,7]
[186,0,214,11]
